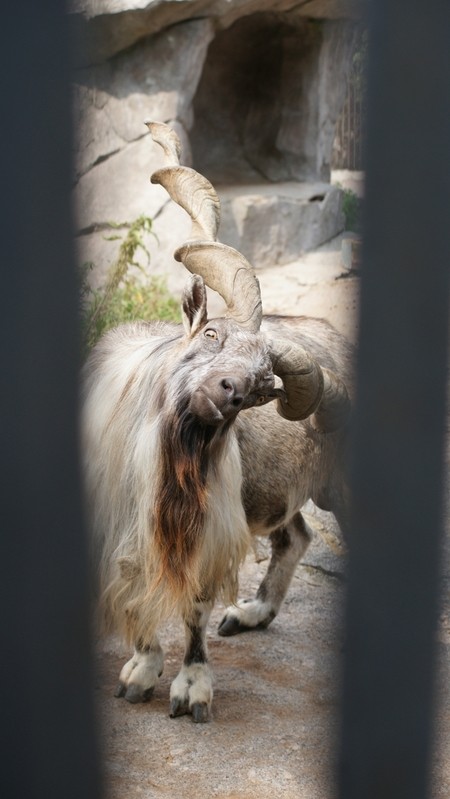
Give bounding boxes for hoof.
[169,697,188,718]
[218,601,276,636]
[218,614,252,637]
[169,698,210,722]
[170,662,213,720]
[191,702,209,723]
[115,648,163,703]
[114,683,154,703]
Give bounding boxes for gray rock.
[340,231,362,271]
[72,1,360,293]
[69,0,360,66]
[73,18,213,178]
[218,182,345,268]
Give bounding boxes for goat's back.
[238,315,353,535]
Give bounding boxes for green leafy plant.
[81,215,181,355]
[341,188,363,233]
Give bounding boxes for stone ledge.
[218,182,345,268]
[69,0,360,66]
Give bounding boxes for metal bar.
[0,4,101,798]
[338,2,450,798]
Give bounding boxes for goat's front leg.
[170,600,213,723]
[218,511,311,636]
[115,636,164,703]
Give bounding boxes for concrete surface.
[94,238,450,799]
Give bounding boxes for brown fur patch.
[153,408,214,601]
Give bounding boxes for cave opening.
[191,13,327,186]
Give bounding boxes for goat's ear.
[182,274,208,337]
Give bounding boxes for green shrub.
[341,188,363,233]
[81,215,181,355]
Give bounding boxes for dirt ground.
[95,508,347,799]
[93,237,450,798]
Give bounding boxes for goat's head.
[146,121,349,433]
[163,273,274,427]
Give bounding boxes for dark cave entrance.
[190,13,337,186]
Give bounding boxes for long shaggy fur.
[81,321,250,646]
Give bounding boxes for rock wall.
[71,0,359,298]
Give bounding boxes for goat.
[81,122,353,723]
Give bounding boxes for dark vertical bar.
[0,4,100,799]
[338,2,450,798]
[350,88,354,170]
[345,91,350,168]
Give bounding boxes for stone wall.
[70,0,359,298]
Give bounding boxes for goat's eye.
[204,328,218,340]
[255,396,267,406]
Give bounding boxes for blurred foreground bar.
[339,2,450,798]
[0,4,100,798]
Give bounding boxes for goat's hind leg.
[170,600,213,723]
[218,511,311,636]
[115,635,164,704]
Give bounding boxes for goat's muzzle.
[188,374,272,426]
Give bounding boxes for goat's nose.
[221,378,244,408]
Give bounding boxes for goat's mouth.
[188,387,246,427]
[188,383,287,427]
